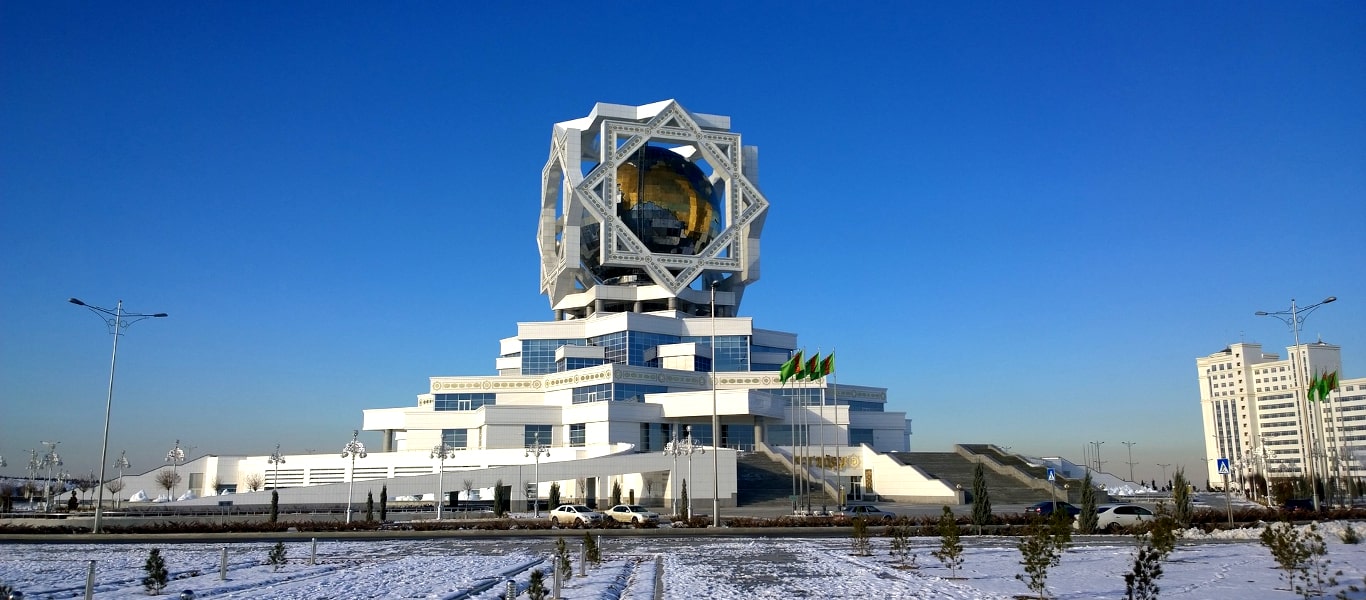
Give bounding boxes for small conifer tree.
[269,490,279,523]
[549,482,561,509]
[527,568,547,600]
[1078,472,1099,534]
[365,491,375,522]
[583,531,601,565]
[888,524,917,568]
[680,480,690,520]
[1172,469,1192,527]
[611,480,622,507]
[554,536,572,578]
[931,506,964,578]
[971,463,992,534]
[851,518,872,556]
[1261,520,1337,598]
[1016,517,1065,600]
[380,484,388,521]
[143,548,168,595]
[268,541,287,571]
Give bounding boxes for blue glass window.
[683,335,749,371]
[569,423,586,447]
[558,357,605,372]
[435,393,496,411]
[572,383,666,404]
[524,425,551,447]
[441,429,468,449]
[849,429,875,446]
[767,424,809,446]
[522,338,588,375]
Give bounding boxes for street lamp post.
[40,442,62,512]
[165,440,185,501]
[341,430,367,523]
[1257,296,1336,511]
[432,444,453,520]
[1121,441,1137,483]
[525,435,549,517]
[665,426,704,519]
[1157,463,1171,490]
[69,297,167,533]
[113,451,130,510]
[709,280,721,527]
[1089,441,1105,473]
[268,444,286,492]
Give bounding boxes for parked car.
[1085,503,1156,532]
[1024,501,1080,518]
[834,505,897,521]
[605,504,660,524]
[548,504,604,527]
[1282,498,1315,512]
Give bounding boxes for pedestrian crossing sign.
[1217,458,1230,475]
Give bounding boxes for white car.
[604,504,660,524]
[548,504,604,527]
[1087,503,1156,532]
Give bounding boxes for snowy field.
[4,523,1366,599]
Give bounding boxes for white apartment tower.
[1198,341,1366,489]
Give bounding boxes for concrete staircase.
[891,451,1053,505]
[736,451,798,506]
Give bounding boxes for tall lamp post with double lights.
[341,430,367,523]
[1257,296,1336,511]
[525,435,549,517]
[165,440,186,501]
[69,297,167,532]
[1121,441,1137,483]
[113,451,130,509]
[709,280,721,527]
[431,443,452,520]
[268,444,286,492]
[40,441,62,512]
[665,426,705,519]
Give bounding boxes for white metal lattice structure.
[538,100,769,319]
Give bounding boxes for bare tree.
[154,471,181,499]
[462,479,474,504]
[244,473,265,492]
[106,480,126,509]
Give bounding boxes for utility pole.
[1121,441,1137,483]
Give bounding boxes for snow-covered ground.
[3,523,1366,599]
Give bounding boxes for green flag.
[1308,372,1322,402]
[779,353,798,383]
[805,354,821,381]
[1327,370,1340,393]
[785,350,804,384]
[821,353,835,377]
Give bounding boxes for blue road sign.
[1217,458,1230,475]
[1047,468,1056,481]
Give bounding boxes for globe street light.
[1257,296,1336,511]
[431,443,453,520]
[268,444,286,492]
[165,440,185,501]
[113,451,130,509]
[40,442,61,512]
[524,435,549,517]
[665,426,705,519]
[341,430,367,523]
[69,297,167,533]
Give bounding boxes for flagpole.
[818,347,827,514]
[832,349,841,507]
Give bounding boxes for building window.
[441,429,468,449]
[569,424,586,447]
[640,423,652,451]
[524,425,551,447]
[434,393,496,411]
[849,428,875,446]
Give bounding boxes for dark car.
[1282,498,1315,512]
[1024,501,1080,517]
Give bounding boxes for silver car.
[1087,503,1156,532]
[835,505,897,521]
[548,504,604,527]
[605,504,660,524]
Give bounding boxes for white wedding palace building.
[117,100,955,511]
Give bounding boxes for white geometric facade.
[539,100,767,319]
[141,102,949,509]
[1197,341,1366,489]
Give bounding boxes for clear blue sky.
[3,2,1363,485]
